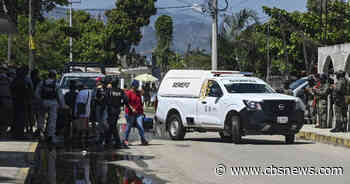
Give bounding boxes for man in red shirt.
[123,80,148,146]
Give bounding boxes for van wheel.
[285,134,295,144]
[168,114,186,140]
[231,115,241,144]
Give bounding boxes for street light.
[68,0,81,62]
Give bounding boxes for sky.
[75,0,307,14]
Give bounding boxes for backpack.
[40,80,57,99]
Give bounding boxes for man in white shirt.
[74,82,92,138]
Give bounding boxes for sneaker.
[123,140,129,146]
[141,140,149,146]
[330,128,341,133]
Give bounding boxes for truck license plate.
[277,116,288,124]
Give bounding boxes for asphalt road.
[115,114,350,184]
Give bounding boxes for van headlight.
[243,100,263,111]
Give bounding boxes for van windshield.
[60,76,99,89]
[223,83,275,93]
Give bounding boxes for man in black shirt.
[105,79,128,148]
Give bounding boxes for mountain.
[45,0,307,55]
[136,9,212,55]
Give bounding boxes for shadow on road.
[186,137,314,145]
[243,139,314,145]
[0,176,17,183]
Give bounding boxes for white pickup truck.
[155,70,305,144]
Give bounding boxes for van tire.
[168,114,186,140]
[231,115,241,144]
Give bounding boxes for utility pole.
[69,2,73,62]
[266,24,270,82]
[211,0,218,70]
[29,0,33,71]
[68,1,81,63]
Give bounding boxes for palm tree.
[218,9,260,71]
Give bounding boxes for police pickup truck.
[155,70,305,144]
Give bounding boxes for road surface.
[117,130,350,184]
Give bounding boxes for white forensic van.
[155,70,305,144]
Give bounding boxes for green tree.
[0,0,69,23]
[218,9,260,71]
[154,15,173,73]
[105,0,157,65]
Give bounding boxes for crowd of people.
[0,64,152,148]
[283,70,350,133]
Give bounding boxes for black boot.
[141,138,149,146]
[330,128,341,133]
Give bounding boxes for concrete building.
[318,43,350,74]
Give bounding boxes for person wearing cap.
[330,70,348,132]
[35,69,63,143]
[104,79,128,148]
[123,80,148,146]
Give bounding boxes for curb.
[16,142,38,182]
[296,131,350,148]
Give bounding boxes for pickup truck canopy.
[158,70,211,98]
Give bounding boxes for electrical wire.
[157,5,193,9]
[217,0,229,11]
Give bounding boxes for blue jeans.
[124,114,146,141]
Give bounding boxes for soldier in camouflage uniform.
[314,74,331,128]
[330,70,347,132]
[304,76,317,124]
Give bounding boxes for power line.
[157,5,193,9]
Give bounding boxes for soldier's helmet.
[111,79,119,88]
[320,73,328,82]
[48,69,57,78]
[336,70,346,78]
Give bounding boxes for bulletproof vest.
[41,80,57,99]
[106,88,123,108]
[95,86,106,105]
[64,90,78,109]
